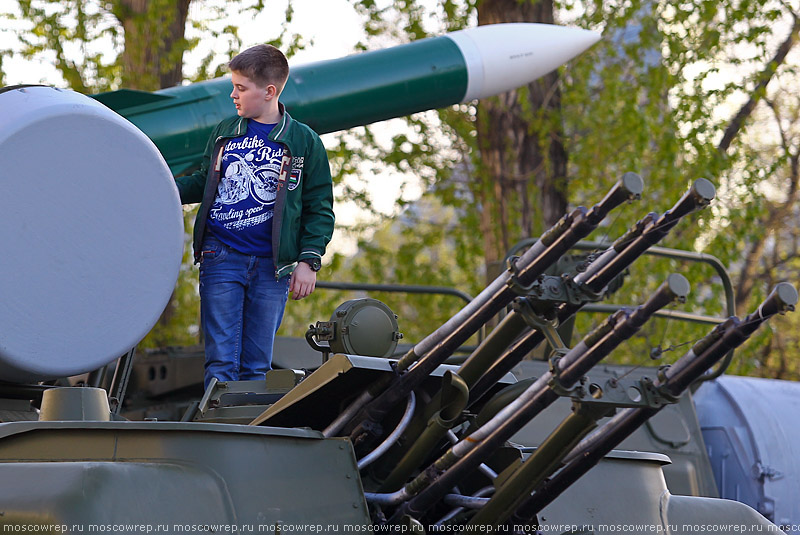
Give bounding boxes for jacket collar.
[270,102,292,142]
[230,102,293,143]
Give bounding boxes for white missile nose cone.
[447,23,602,102]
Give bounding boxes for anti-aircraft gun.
[245,172,797,531]
[1,22,799,534]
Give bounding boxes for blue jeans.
[199,235,289,389]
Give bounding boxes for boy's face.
[230,71,275,120]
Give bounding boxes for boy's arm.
[298,134,335,261]
[174,126,218,204]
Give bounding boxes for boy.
[175,44,334,389]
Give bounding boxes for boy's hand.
[289,261,317,300]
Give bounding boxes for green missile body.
[92,23,599,175]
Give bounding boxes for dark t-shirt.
[206,120,283,256]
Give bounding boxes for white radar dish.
[0,86,184,383]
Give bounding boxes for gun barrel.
[393,275,686,522]
[582,178,715,292]
[659,282,797,396]
[457,312,530,388]
[467,181,713,405]
[455,176,645,389]
[572,212,658,285]
[508,284,797,524]
[343,176,642,443]
[553,274,689,383]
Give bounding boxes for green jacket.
[175,105,334,279]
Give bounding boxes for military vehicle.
[1,23,799,534]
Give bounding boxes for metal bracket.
[504,256,541,296]
[526,274,604,306]
[572,398,618,421]
[547,355,585,398]
[305,321,334,362]
[652,366,681,404]
[108,347,136,415]
[514,298,569,353]
[559,372,681,411]
[505,251,609,306]
[197,377,220,416]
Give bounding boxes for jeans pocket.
[282,274,291,295]
[200,238,229,267]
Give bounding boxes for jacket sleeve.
[174,125,218,204]
[298,133,335,261]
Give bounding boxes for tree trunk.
[113,0,193,90]
[111,0,193,346]
[475,0,568,283]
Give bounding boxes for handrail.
[316,281,474,304]
[315,280,483,343]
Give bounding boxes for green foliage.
[8,0,123,92]
[1,0,301,92]
[139,207,203,349]
[187,0,307,83]
[7,0,800,380]
[326,0,800,379]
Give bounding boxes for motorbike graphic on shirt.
[210,143,282,231]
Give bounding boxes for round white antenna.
[0,86,183,382]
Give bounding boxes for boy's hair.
[229,44,290,93]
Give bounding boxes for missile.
[91,23,600,175]
[0,23,598,383]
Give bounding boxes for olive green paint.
[0,421,370,529]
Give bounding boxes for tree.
[114,0,193,90]
[2,0,303,92]
[330,0,800,378]
[6,0,800,379]
[8,0,194,92]
[475,0,568,278]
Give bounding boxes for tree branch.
[734,98,800,311]
[718,10,800,153]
